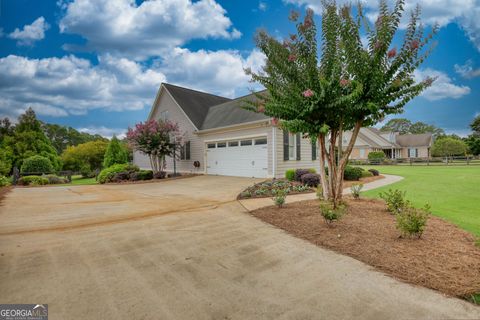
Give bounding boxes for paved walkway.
[1,175,479,319]
[240,174,403,211]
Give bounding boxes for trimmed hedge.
[368,151,386,163]
[361,170,374,178]
[21,155,53,174]
[130,170,153,181]
[344,166,363,181]
[18,175,49,186]
[98,164,139,184]
[368,169,380,176]
[301,173,320,187]
[43,174,68,184]
[285,169,295,181]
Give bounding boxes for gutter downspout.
[272,125,276,178]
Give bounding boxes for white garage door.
[206,137,268,178]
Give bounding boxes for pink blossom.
[257,105,265,113]
[340,79,350,87]
[387,47,397,59]
[410,40,419,50]
[288,54,297,62]
[272,118,279,126]
[303,89,314,97]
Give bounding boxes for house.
[346,127,433,160]
[134,83,321,178]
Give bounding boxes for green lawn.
[65,175,98,186]
[361,165,480,236]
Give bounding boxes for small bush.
[343,166,363,181]
[295,169,311,182]
[379,189,408,214]
[240,191,252,198]
[368,151,386,164]
[396,204,430,238]
[350,183,363,199]
[21,155,53,174]
[308,168,316,174]
[361,170,373,178]
[112,172,130,182]
[153,171,166,179]
[272,189,287,208]
[80,164,95,178]
[98,164,139,184]
[301,173,320,187]
[43,174,68,184]
[285,169,295,181]
[0,176,10,187]
[130,170,153,181]
[18,175,49,186]
[368,169,380,176]
[319,201,346,225]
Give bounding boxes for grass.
[361,166,480,236]
[65,175,98,186]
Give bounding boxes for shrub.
[295,169,311,182]
[368,151,386,164]
[130,170,153,181]
[361,170,373,178]
[350,183,363,199]
[368,169,380,176]
[343,166,363,181]
[98,164,139,184]
[379,189,408,214]
[153,171,166,179]
[80,164,94,178]
[396,204,430,238]
[112,172,130,182]
[319,201,346,225]
[272,189,287,208]
[308,168,316,173]
[20,155,53,174]
[301,173,320,187]
[18,175,49,186]
[0,176,10,187]
[103,136,128,168]
[285,169,295,181]
[240,191,252,198]
[43,174,68,184]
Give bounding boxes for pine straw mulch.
[250,197,480,298]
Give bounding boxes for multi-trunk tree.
[247,0,436,206]
[126,119,182,174]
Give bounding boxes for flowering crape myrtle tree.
[246,0,436,206]
[126,119,182,175]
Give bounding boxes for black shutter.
[186,141,191,160]
[296,133,301,160]
[415,148,418,158]
[180,144,185,160]
[283,130,289,161]
[312,141,317,160]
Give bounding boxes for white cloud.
[414,68,470,101]
[59,0,241,59]
[8,16,50,46]
[0,48,265,120]
[454,60,480,79]
[160,48,265,97]
[77,126,127,139]
[0,54,166,119]
[459,6,480,51]
[259,2,267,11]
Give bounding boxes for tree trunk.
[317,134,329,200]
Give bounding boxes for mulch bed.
[251,197,480,298]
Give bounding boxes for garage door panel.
[206,139,267,178]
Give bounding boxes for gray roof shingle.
[396,133,433,147]
[163,83,231,129]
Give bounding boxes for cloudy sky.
[0,0,479,137]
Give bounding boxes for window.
[180,141,190,160]
[254,138,267,145]
[408,148,418,158]
[288,133,296,160]
[228,141,239,147]
[207,143,216,149]
[240,140,252,146]
[359,148,365,158]
[217,142,226,148]
[160,110,169,121]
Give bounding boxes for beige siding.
[350,147,373,159]
[401,147,430,158]
[274,129,321,178]
[199,123,273,176]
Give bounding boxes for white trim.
[203,134,267,143]
[196,119,270,134]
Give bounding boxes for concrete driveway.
[0,175,478,319]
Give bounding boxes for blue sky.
[0,0,479,137]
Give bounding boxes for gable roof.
[201,91,269,130]
[396,133,432,147]
[163,83,231,129]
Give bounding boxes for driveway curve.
[0,175,478,319]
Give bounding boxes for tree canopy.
[432,137,468,157]
[42,123,108,154]
[380,118,444,137]
[247,0,436,205]
[103,136,128,168]
[62,140,109,172]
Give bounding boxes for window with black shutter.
[186,141,190,160]
[296,133,301,160]
[312,140,317,160]
[283,130,289,161]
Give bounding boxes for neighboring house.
[134,83,321,178]
[346,127,433,160]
